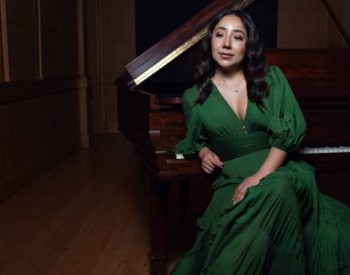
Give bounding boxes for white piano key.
[175,153,185,159]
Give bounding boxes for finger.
[213,160,224,168]
[233,192,246,205]
[203,162,214,170]
[232,191,240,203]
[202,163,215,174]
[233,185,244,198]
[203,159,215,169]
[212,156,224,168]
[232,188,246,205]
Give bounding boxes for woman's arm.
[232,147,287,205]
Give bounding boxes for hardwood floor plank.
[0,134,153,275]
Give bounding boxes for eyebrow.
[214,26,246,36]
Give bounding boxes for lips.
[219,53,233,59]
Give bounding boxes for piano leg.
[149,179,170,275]
[178,180,190,213]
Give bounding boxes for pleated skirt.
[170,153,350,275]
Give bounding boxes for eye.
[215,32,224,38]
[233,35,244,41]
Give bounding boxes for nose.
[223,36,232,49]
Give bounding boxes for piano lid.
[125,0,255,88]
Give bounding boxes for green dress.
[171,66,350,275]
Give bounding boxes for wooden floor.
[0,134,203,275]
[2,134,350,275]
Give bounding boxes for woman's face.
[211,14,247,72]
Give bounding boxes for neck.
[213,71,244,85]
[214,67,244,82]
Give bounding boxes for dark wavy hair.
[195,9,269,108]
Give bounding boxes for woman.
[171,9,350,275]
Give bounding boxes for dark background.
[135,0,278,85]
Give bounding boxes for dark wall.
[245,0,278,49]
[135,0,213,54]
[135,0,278,85]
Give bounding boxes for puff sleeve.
[174,87,208,155]
[267,66,307,152]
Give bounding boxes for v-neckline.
[212,81,249,122]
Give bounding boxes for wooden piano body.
[116,1,350,274]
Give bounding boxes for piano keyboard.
[298,146,350,154]
[175,146,350,159]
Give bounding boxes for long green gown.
[171,66,350,274]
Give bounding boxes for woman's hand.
[199,147,224,174]
[232,147,287,205]
[232,174,262,205]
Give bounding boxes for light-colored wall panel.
[100,0,136,134]
[86,0,135,134]
[103,41,135,73]
[278,0,345,48]
[102,1,135,43]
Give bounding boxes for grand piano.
[116,0,350,274]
